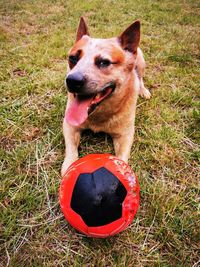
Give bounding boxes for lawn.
[0,0,199,266]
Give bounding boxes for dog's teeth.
[96,93,102,99]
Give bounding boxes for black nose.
[66,72,85,93]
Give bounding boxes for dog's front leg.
[112,129,135,163]
[61,119,81,176]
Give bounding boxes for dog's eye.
[96,58,111,68]
[69,55,79,65]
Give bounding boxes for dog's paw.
[61,157,78,177]
[139,87,151,99]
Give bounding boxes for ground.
[0,0,199,266]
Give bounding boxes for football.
[59,154,140,238]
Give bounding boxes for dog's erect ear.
[76,17,90,42]
[118,20,140,54]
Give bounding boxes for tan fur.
[61,18,151,176]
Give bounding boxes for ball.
[59,154,140,238]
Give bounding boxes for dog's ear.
[76,17,90,42]
[118,20,140,54]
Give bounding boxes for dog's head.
[65,17,140,126]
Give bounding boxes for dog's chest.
[82,118,112,133]
[82,111,132,135]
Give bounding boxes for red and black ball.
[59,154,140,238]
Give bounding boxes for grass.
[0,0,199,266]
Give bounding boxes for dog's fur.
[61,17,151,176]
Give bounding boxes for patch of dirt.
[0,136,15,150]
[18,22,38,35]
[13,68,27,77]
[23,127,40,141]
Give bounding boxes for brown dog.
[61,17,151,176]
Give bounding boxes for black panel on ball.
[71,167,127,227]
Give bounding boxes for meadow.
[0,0,199,266]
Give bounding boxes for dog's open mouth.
[65,82,116,126]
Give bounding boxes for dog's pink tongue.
[65,96,93,126]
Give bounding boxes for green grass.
[0,0,199,266]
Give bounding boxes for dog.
[61,17,151,176]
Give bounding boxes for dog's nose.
[66,72,85,93]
